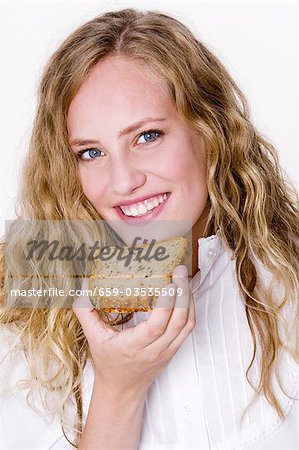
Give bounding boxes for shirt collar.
[191,229,225,293]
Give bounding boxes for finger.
[171,264,190,308]
[164,263,190,330]
[72,278,115,340]
[142,266,192,353]
[129,283,177,349]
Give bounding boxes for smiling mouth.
[116,192,171,218]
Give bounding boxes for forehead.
[67,56,176,134]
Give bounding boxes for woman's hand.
[72,264,195,395]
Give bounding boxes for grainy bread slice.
[88,236,189,312]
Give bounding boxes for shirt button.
[184,404,192,413]
[207,248,217,258]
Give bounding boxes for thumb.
[72,278,115,339]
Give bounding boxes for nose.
[110,152,147,195]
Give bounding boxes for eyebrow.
[69,117,167,146]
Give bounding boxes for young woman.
[0,8,298,450]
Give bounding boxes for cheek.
[162,131,206,179]
[78,166,104,205]
[165,150,205,183]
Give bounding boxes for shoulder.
[0,325,73,449]
[192,235,299,450]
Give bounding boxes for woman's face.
[67,56,209,241]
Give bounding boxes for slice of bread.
[88,236,189,312]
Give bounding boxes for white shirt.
[1,231,298,449]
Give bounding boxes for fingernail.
[174,265,188,279]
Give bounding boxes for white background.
[0,0,298,237]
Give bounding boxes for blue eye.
[136,130,160,144]
[77,148,103,161]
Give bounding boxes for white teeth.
[144,200,156,211]
[138,204,148,215]
[120,193,169,217]
[152,198,160,208]
[130,206,140,216]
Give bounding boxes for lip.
[114,192,171,223]
[114,191,170,208]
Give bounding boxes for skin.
[67,55,210,277]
